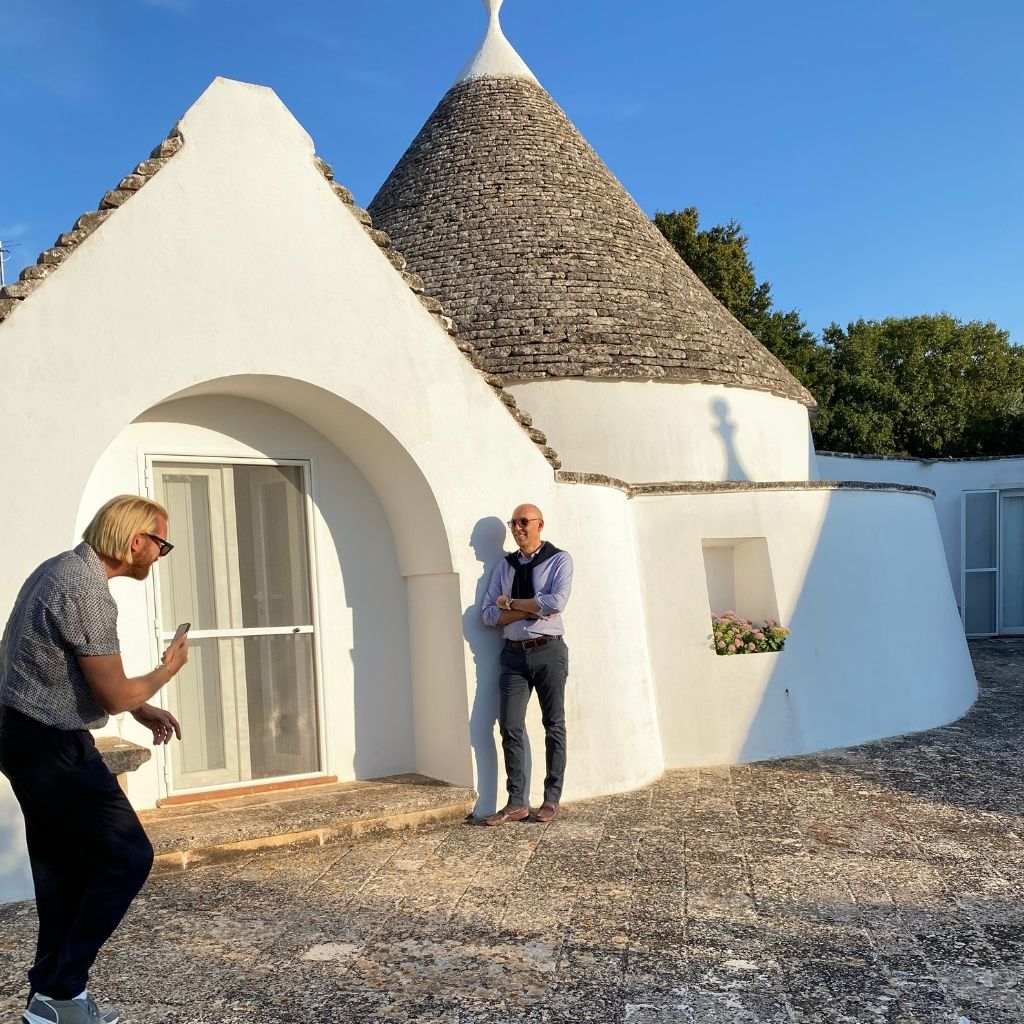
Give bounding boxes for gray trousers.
[497,636,569,805]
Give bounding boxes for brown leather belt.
[505,635,559,651]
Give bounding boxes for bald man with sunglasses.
[481,504,574,825]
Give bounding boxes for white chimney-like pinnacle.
[455,0,538,85]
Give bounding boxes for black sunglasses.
[144,533,175,557]
[507,518,539,529]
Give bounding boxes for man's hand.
[131,703,182,745]
[161,635,189,676]
[497,595,542,619]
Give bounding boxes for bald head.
[509,503,544,555]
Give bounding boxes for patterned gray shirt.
[0,542,120,730]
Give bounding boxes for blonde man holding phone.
[0,496,189,1024]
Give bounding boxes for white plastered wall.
[0,78,663,902]
[633,487,978,767]
[818,454,1024,613]
[507,380,818,482]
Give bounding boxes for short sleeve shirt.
[0,542,120,730]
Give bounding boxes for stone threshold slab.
[141,773,476,872]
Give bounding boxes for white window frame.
[143,453,329,799]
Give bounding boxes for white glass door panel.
[1000,492,1024,635]
[962,490,998,637]
[153,461,320,793]
[156,469,246,788]
[242,467,317,778]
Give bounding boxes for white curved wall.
[76,395,414,810]
[633,486,977,767]
[507,379,817,482]
[818,453,1024,612]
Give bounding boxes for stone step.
[142,773,476,872]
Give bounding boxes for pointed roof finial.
[456,0,538,85]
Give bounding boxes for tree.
[654,208,823,383]
[812,315,1024,457]
[655,207,1024,457]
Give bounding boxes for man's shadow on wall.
[462,516,532,817]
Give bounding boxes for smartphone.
[172,622,191,643]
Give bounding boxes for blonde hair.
[82,495,169,563]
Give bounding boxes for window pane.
[964,572,997,635]
[1001,495,1024,630]
[242,633,319,780]
[166,638,227,782]
[232,465,312,628]
[964,491,997,570]
[166,635,320,789]
[156,472,219,632]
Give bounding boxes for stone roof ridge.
[455,0,538,85]
[0,124,185,327]
[554,471,935,499]
[311,154,561,472]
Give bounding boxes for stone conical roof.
[368,8,814,407]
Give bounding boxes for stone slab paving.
[1,639,1021,1023]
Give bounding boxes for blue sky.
[2,0,1021,342]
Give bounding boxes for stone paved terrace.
[1,639,1022,1023]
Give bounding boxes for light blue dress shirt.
[481,547,574,642]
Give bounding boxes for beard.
[127,559,153,581]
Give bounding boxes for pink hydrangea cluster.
[710,610,790,656]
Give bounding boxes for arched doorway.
[76,376,471,808]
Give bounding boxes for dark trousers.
[0,706,154,1001]
[498,637,569,806]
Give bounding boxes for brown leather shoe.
[484,804,530,826]
[534,800,560,823]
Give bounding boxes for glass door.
[152,460,321,793]
[1000,491,1024,635]
[962,490,998,637]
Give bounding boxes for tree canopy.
[813,316,1024,457]
[654,207,1024,457]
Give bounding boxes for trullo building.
[0,0,976,902]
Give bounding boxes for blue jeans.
[0,706,154,1001]
[498,637,569,805]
